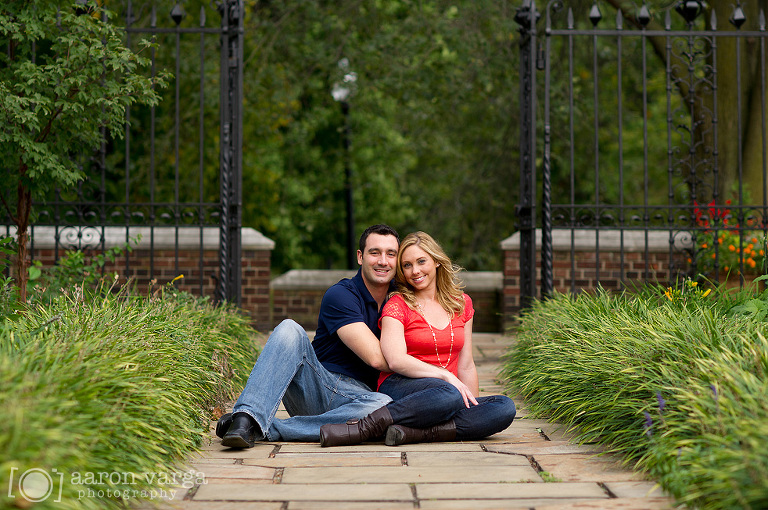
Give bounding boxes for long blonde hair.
[395,231,465,317]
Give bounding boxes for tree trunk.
[606,0,768,206]
[708,1,768,205]
[16,164,31,304]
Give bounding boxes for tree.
[0,0,167,302]
[239,1,520,271]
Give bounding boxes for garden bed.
[501,280,768,509]
[0,286,259,509]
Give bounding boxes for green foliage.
[502,283,768,509]
[0,0,168,301]
[232,1,522,271]
[0,0,167,194]
[28,237,140,304]
[0,285,259,509]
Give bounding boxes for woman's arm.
[380,316,478,407]
[456,317,479,397]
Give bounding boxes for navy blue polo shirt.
[313,270,391,391]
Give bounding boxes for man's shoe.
[215,412,232,439]
[319,407,393,447]
[222,413,260,448]
[385,420,457,446]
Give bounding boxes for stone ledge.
[500,228,691,252]
[272,269,502,292]
[3,225,275,251]
[271,270,356,290]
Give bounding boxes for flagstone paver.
[280,465,540,484]
[404,451,531,467]
[193,482,415,502]
[153,333,678,509]
[533,454,645,483]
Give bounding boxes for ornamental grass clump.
[0,285,258,509]
[502,281,768,509]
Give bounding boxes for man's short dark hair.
[359,224,400,253]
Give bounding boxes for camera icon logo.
[7,467,63,503]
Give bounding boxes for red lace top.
[377,293,474,389]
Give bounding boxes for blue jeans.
[232,319,392,441]
[380,374,516,440]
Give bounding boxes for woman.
[320,231,516,447]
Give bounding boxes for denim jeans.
[380,374,516,440]
[232,319,392,442]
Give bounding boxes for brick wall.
[14,226,275,331]
[500,229,688,330]
[271,270,354,331]
[271,269,503,332]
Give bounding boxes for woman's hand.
[381,315,478,407]
[442,370,479,408]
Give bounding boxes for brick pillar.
[501,229,688,330]
[12,225,274,331]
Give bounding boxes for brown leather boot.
[320,407,393,447]
[384,420,457,446]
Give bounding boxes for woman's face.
[400,244,438,293]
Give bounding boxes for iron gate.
[516,0,768,306]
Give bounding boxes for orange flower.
[701,243,708,249]
[729,245,736,252]
[748,259,757,268]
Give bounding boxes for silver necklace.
[416,301,454,369]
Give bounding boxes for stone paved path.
[157,334,677,509]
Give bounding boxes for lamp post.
[331,58,358,269]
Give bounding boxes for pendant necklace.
[416,301,454,369]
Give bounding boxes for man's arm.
[336,322,390,372]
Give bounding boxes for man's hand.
[337,322,390,372]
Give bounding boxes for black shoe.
[215,412,233,439]
[222,413,260,448]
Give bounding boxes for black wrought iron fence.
[516,0,768,306]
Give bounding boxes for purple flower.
[710,383,718,400]
[656,391,666,413]
[644,411,653,438]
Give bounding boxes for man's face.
[357,233,399,288]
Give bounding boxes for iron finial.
[589,3,603,26]
[730,4,746,29]
[638,4,651,27]
[675,0,703,24]
[171,3,186,26]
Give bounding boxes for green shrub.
[0,285,259,509]
[502,281,768,509]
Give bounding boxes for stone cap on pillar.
[4,225,275,251]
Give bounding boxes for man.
[219,224,400,447]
